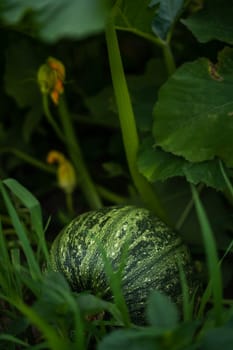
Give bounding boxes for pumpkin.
[49,206,199,324]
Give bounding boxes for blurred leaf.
[34,271,73,323]
[77,293,121,321]
[98,328,160,350]
[137,138,231,191]
[4,39,44,142]
[200,326,233,350]
[150,0,184,40]
[77,293,112,314]
[41,271,72,301]
[1,0,110,42]
[182,0,233,44]
[172,321,200,349]
[153,47,233,168]
[146,290,179,328]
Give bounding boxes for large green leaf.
[137,138,231,191]
[182,0,233,45]
[153,47,233,168]
[115,0,184,42]
[150,0,184,40]
[1,0,110,42]
[114,0,156,37]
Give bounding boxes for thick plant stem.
[162,43,176,76]
[57,96,103,210]
[105,16,168,223]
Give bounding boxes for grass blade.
[219,160,233,198]
[95,236,131,327]
[0,334,29,347]
[0,180,41,279]
[191,185,223,325]
[178,261,194,322]
[12,297,68,350]
[3,178,49,262]
[0,219,12,290]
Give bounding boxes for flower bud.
[47,150,76,194]
[37,57,65,105]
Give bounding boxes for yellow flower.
[47,151,76,194]
[37,57,65,105]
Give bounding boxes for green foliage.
[0,0,233,348]
[145,290,179,328]
[0,179,233,348]
[138,138,232,191]
[150,0,184,40]
[114,0,156,37]
[152,47,233,167]
[182,0,233,44]
[1,0,110,42]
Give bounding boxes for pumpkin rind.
[50,206,199,323]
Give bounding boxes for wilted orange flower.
[47,150,76,194]
[37,57,65,105]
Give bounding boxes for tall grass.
[0,178,129,349]
[191,185,223,325]
[0,178,232,349]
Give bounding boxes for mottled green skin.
[50,206,199,324]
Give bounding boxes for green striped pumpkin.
[50,206,199,324]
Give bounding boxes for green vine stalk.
[42,94,64,142]
[57,96,103,210]
[105,11,168,223]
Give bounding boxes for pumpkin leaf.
[146,290,179,328]
[153,47,233,168]
[137,138,231,191]
[150,0,184,40]
[1,0,110,42]
[182,0,233,45]
[114,0,156,37]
